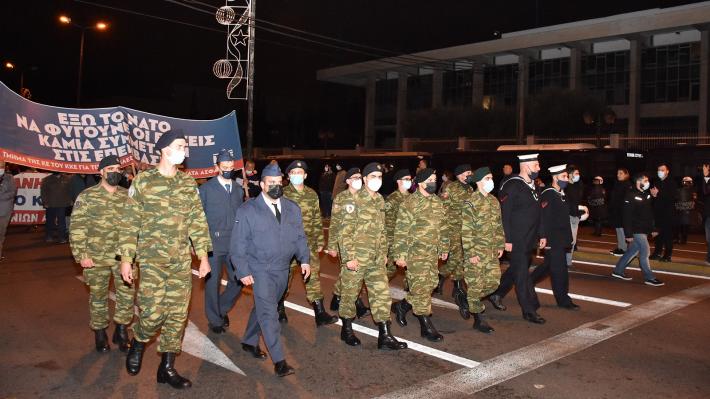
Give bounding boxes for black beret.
[392,169,411,182]
[473,167,491,183]
[155,130,186,153]
[286,160,308,174]
[98,155,120,171]
[454,164,472,176]
[345,167,361,179]
[363,162,382,176]
[415,167,435,183]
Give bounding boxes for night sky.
[0,0,704,149]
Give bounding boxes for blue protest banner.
[0,81,242,178]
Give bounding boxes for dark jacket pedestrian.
[40,173,73,242]
[675,178,695,244]
[588,178,608,236]
[318,166,336,217]
[0,168,17,259]
[651,169,677,260]
[609,179,632,228]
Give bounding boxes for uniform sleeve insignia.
[541,201,549,208]
[345,204,355,214]
[500,194,508,203]
[464,200,474,208]
[128,186,136,198]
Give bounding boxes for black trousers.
[653,224,674,258]
[493,249,539,314]
[530,247,572,306]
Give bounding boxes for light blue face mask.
[657,171,666,180]
[572,175,580,183]
[289,174,304,185]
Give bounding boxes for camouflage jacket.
[445,180,474,236]
[335,188,387,264]
[461,190,506,258]
[384,190,409,255]
[69,184,128,263]
[283,183,324,251]
[391,190,449,261]
[327,189,355,253]
[118,168,211,264]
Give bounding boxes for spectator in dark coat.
[609,168,632,256]
[587,176,608,236]
[650,164,677,262]
[318,164,336,218]
[40,173,73,243]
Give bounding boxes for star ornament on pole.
[214,1,251,100]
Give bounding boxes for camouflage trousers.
[464,251,502,313]
[83,260,135,330]
[338,256,391,323]
[440,234,465,280]
[403,258,439,316]
[133,260,192,353]
[286,249,324,302]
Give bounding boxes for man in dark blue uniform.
[530,164,579,310]
[199,149,245,334]
[230,163,311,377]
[488,153,547,324]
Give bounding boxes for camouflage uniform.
[384,190,409,279]
[440,181,474,279]
[391,191,449,316]
[70,184,134,330]
[326,189,355,297]
[283,183,325,302]
[335,188,390,322]
[118,168,211,353]
[461,190,505,313]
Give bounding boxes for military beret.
[345,167,361,179]
[363,162,382,176]
[286,160,308,174]
[473,166,492,183]
[262,163,282,177]
[454,164,472,176]
[415,167,435,183]
[216,149,235,163]
[392,169,411,182]
[155,130,186,153]
[98,155,120,171]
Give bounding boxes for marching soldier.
[390,168,449,342]
[336,162,407,350]
[327,167,370,318]
[281,160,338,327]
[385,169,412,280]
[489,153,547,324]
[436,164,475,320]
[119,131,212,389]
[69,155,133,352]
[530,165,579,310]
[461,167,505,333]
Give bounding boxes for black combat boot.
[452,280,471,319]
[415,314,444,342]
[126,338,145,376]
[488,294,507,311]
[157,353,192,389]
[391,299,412,327]
[312,299,338,327]
[355,297,371,318]
[329,293,341,311]
[432,273,445,295]
[277,296,288,323]
[376,321,408,350]
[112,323,130,352]
[340,318,361,346]
[93,328,110,353]
[473,312,494,334]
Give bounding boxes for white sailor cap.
[548,164,567,175]
[517,153,539,162]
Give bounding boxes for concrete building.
[317,3,710,149]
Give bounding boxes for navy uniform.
[199,149,245,333]
[530,165,578,310]
[490,153,547,324]
[230,163,310,377]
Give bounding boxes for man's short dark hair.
[566,164,579,174]
[633,172,648,182]
[617,167,629,175]
[658,163,669,170]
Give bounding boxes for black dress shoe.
[241,343,267,360]
[558,302,580,310]
[523,312,546,324]
[222,315,230,327]
[93,328,110,353]
[210,324,226,334]
[157,353,192,389]
[488,294,507,311]
[473,313,494,334]
[112,324,130,352]
[274,360,295,377]
[277,298,288,323]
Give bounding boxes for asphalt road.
[1,225,709,398]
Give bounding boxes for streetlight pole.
[59,15,108,107]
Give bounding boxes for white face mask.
[442,176,448,182]
[350,179,362,191]
[483,179,495,193]
[166,148,186,165]
[572,175,580,183]
[642,182,651,191]
[402,180,412,190]
[367,178,382,192]
[0,169,4,176]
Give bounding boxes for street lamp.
[59,14,109,106]
[4,61,27,93]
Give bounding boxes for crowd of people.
[3,136,710,390]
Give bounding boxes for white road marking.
[533,287,630,307]
[76,275,245,376]
[375,282,710,398]
[577,238,706,254]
